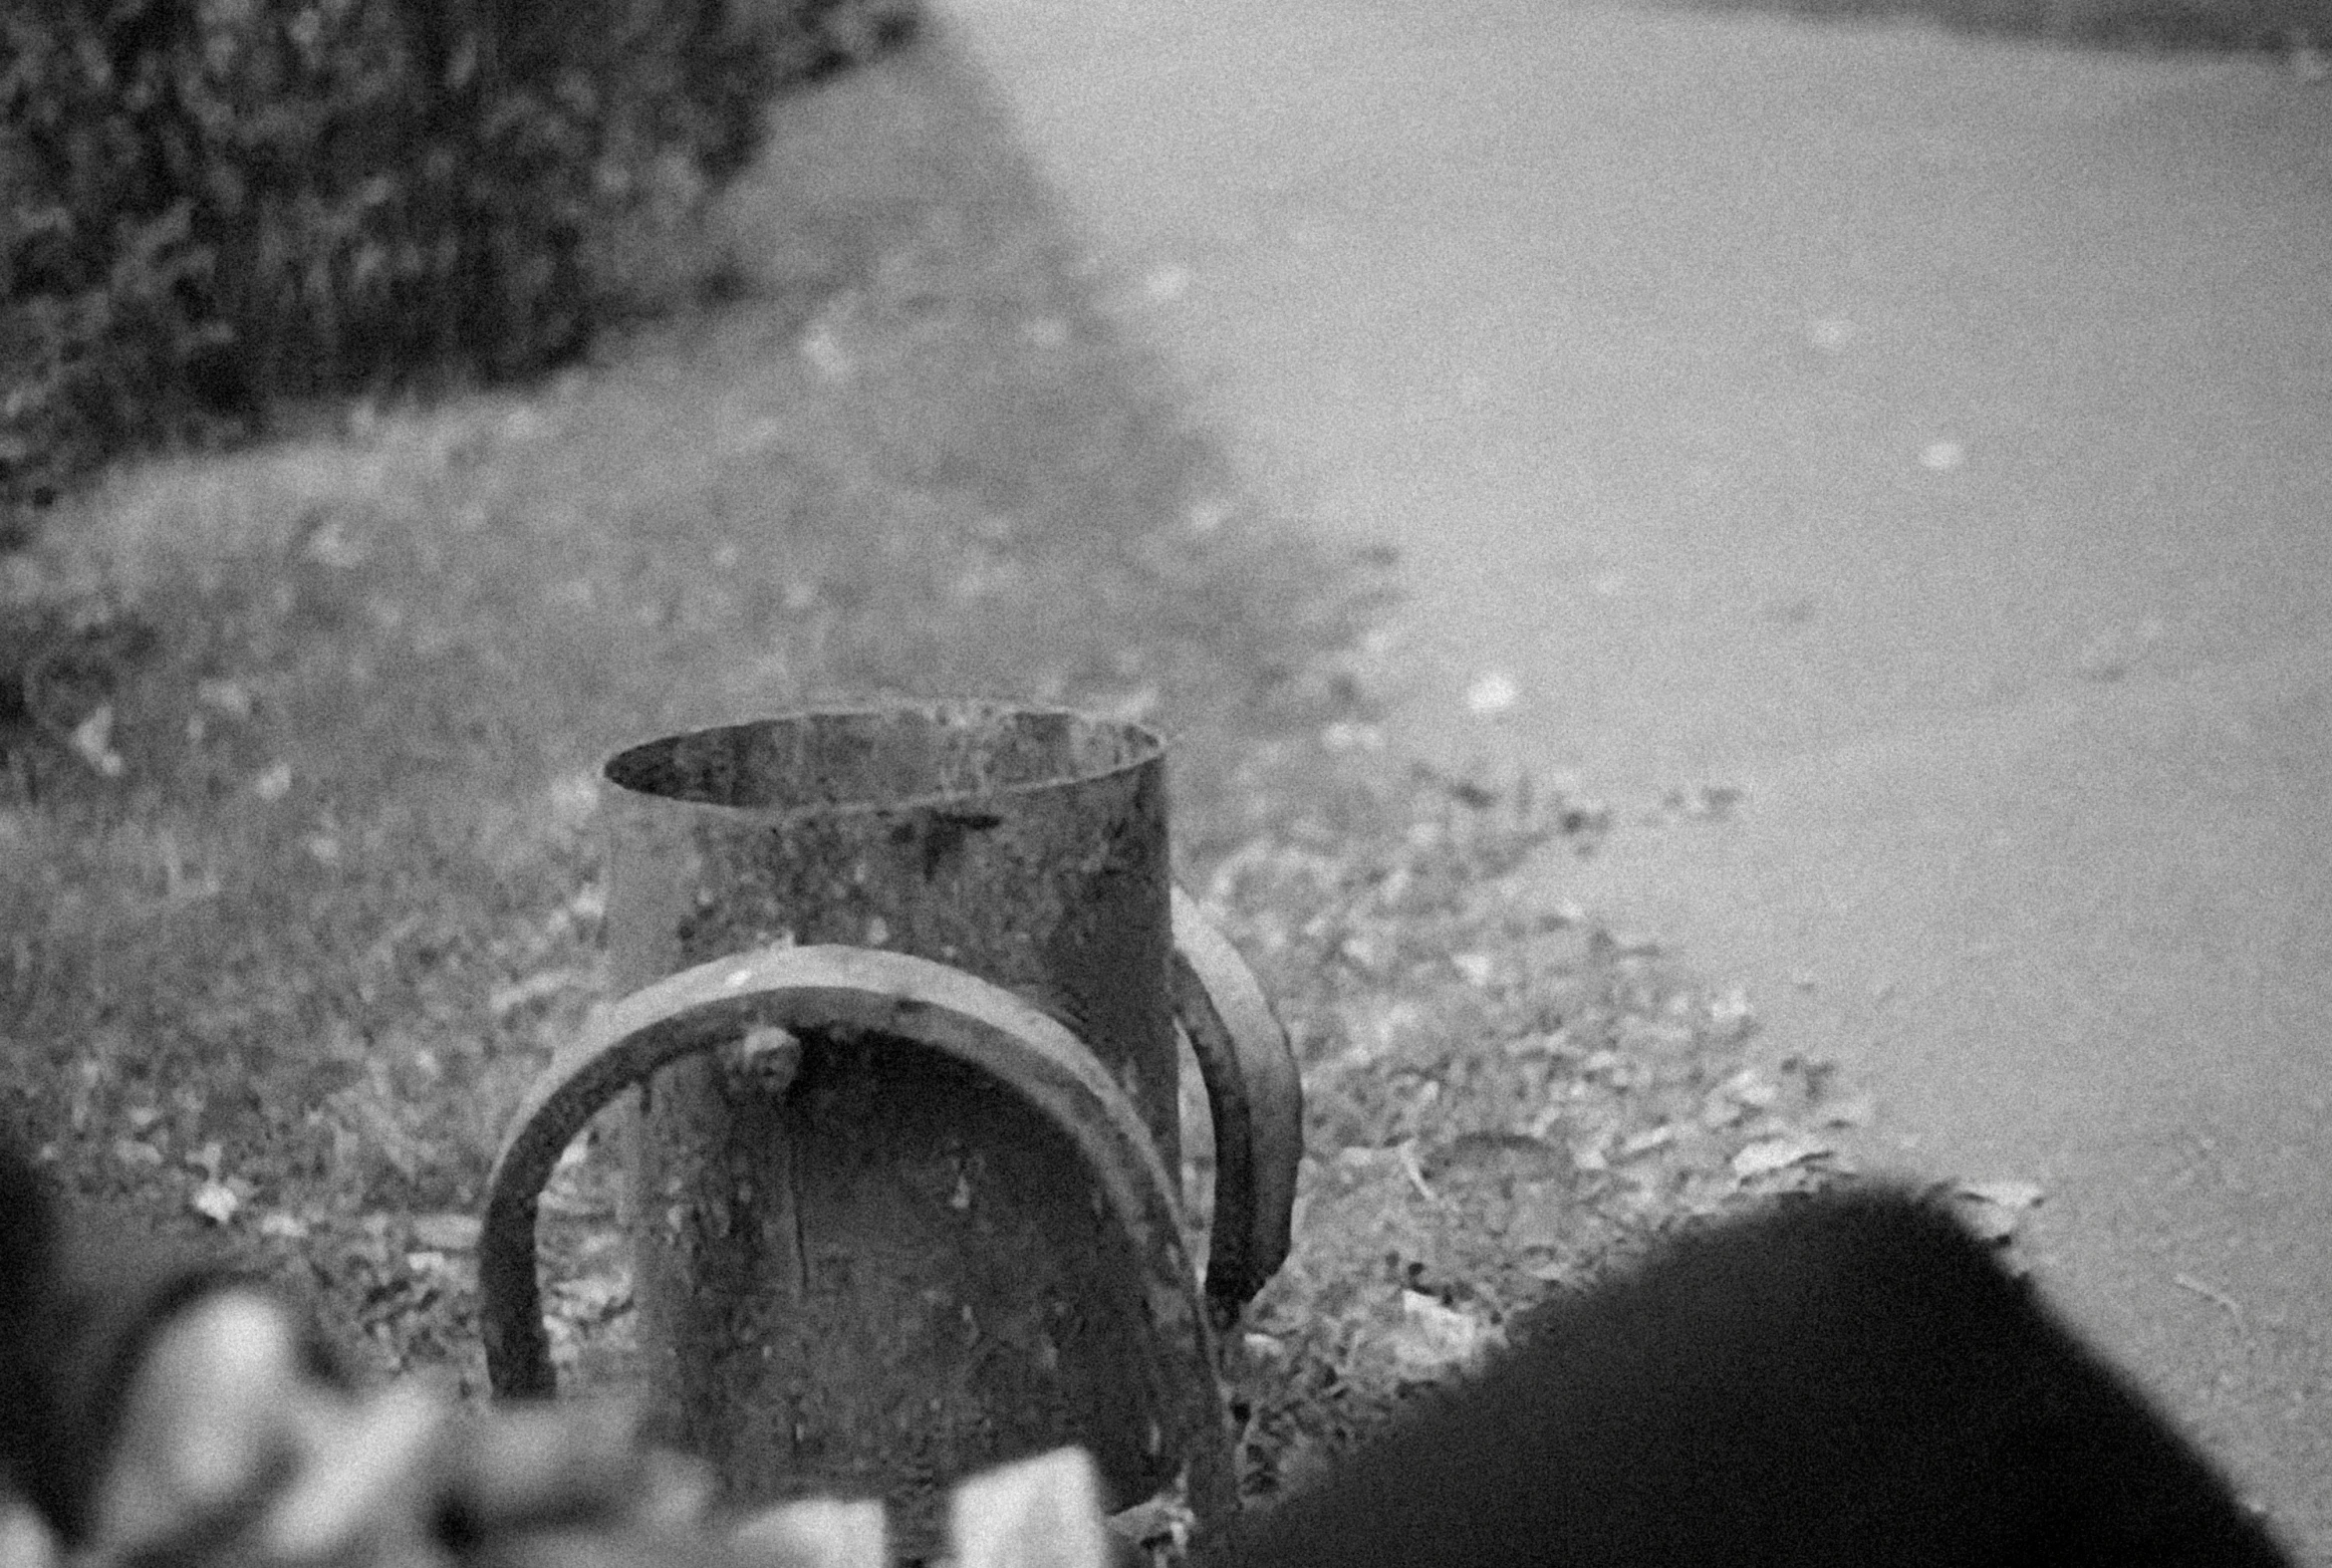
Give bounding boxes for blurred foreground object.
[0,1137,1107,1568]
[34,1288,1105,1568]
[1223,1185,2294,1568]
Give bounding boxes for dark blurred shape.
[1227,1185,2296,1568]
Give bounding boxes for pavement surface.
[932,0,2332,1550]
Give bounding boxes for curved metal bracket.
[1169,888,1302,1327]
[478,943,1234,1524]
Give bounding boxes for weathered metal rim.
[600,701,1166,821]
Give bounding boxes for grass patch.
[1195,769,1861,1494]
[0,14,1859,1497]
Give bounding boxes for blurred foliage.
[0,0,913,537]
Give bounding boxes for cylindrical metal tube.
[599,704,1180,1550]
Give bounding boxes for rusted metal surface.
[479,704,1297,1552]
[478,945,1235,1544]
[600,706,1181,1162]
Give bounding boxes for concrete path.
[934,0,2332,1548]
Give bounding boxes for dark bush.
[0,0,872,532]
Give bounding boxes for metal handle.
[1169,888,1302,1328]
[477,943,1235,1525]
